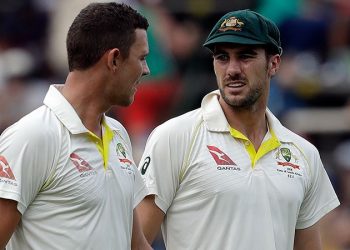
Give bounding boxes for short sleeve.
[133,166,148,208]
[296,152,340,229]
[138,125,186,213]
[0,118,58,214]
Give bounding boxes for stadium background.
[0,0,349,249]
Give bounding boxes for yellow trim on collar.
[88,120,114,170]
[229,127,281,168]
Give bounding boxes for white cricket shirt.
[139,90,340,250]
[0,85,147,249]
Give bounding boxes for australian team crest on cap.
[219,16,244,32]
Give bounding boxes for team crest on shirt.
[0,155,17,186]
[207,145,241,171]
[275,147,303,178]
[115,142,133,174]
[70,153,97,178]
[116,143,127,158]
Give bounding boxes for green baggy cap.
[203,9,282,55]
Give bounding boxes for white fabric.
[0,85,147,250]
[139,90,340,250]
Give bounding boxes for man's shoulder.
[104,116,129,138]
[2,105,62,141]
[154,108,202,135]
[141,108,203,160]
[104,116,132,146]
[142,108,204,151]
[277,123,319,155]
[268,110,319,154]
[105,116,124,131]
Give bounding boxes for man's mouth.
[227,81,246,88]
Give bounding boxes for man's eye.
[215,54,229,61]
[239,53,256,59]
[240,54,251,59]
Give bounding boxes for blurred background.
[0,0,349,249]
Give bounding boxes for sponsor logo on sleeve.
[0,156,16,180]
[141,157,151,175]
[0,155,17,186]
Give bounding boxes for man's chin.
[118,97,135,107]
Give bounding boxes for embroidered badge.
[275,147,302,178]
[116,143,126,158]
[219,17,244,32]
[280,148,291,162]
[115,142,133,174]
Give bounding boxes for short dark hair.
[66,2,149,71]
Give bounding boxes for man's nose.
[227,59,241,75]
[142,61,150,76]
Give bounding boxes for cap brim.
[203,35,266,50]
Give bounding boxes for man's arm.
[135,195,165,244]
[131,208,153,250]
[0,198,21,249]
[294,221,322,250]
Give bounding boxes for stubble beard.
[217,60,269,110]
[113,92,135,107]
[219,85,262,110]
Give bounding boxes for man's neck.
[220,99,268,150]
[60,71,107,138]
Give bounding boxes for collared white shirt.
[139,90,340,250]
[0,85,147,249]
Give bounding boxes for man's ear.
[269,54,281,76]
[107,48,120,72]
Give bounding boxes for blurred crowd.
[0,0,349,249]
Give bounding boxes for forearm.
[136,195,165,244]
[131,209,153,250]
[294,222,322,250]
[0,199,21,249]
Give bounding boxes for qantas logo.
[207,145,236,165]
[70,153,93,172]
[0,156,16,180]
[70,153,97,177]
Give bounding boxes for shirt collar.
[43,84,118,134]
[265,108,292,143]
[201,89,293,142]
[202,90,230,132]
